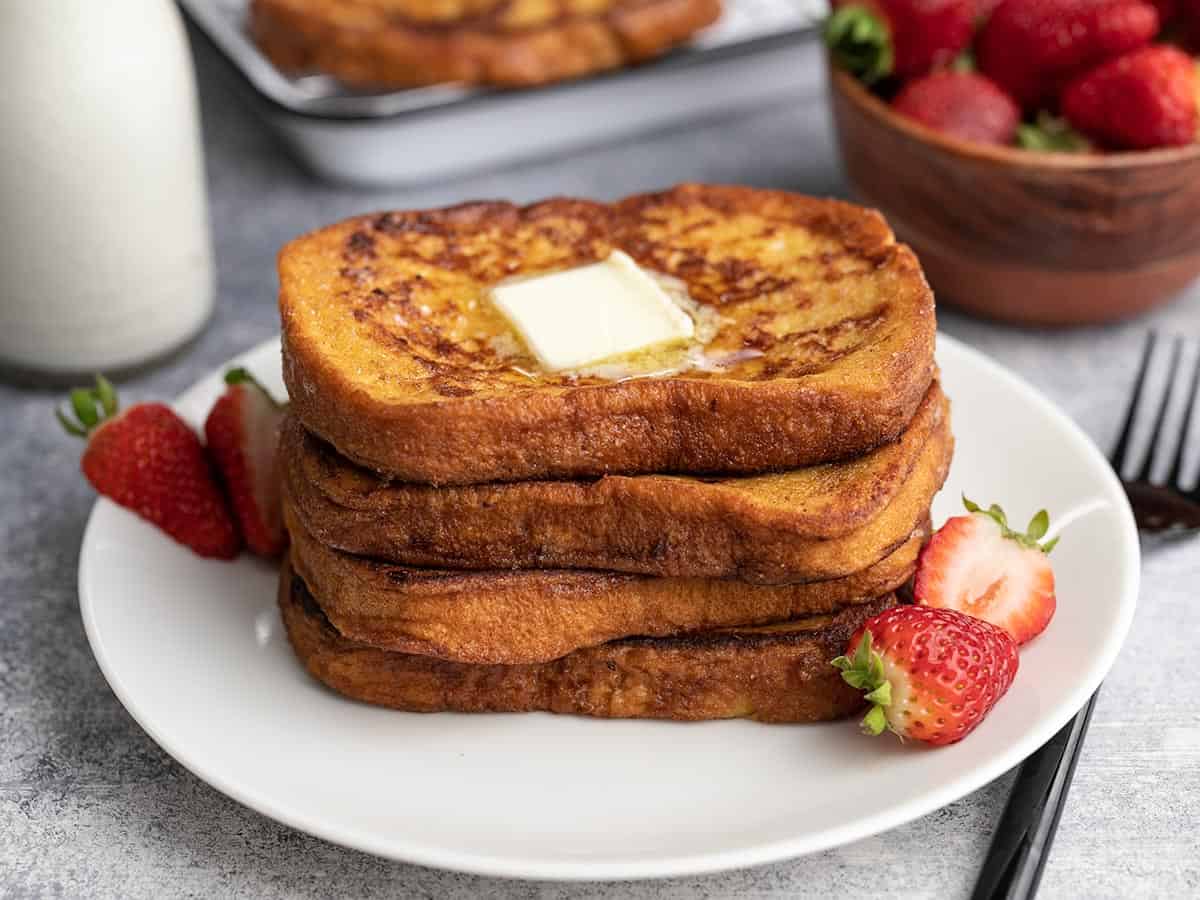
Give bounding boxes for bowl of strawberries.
[826,0,1200,325]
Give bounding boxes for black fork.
[1110,332,1200,532]
[973,332,1199,900]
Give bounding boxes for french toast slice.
[286,504,926,663]
[280,184,937,485]
[251,0,720,89]
[283,383,947,579]
[281,562,894,722]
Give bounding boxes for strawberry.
[59,377,240,559]
[1062,45,1199,149]
[892,71,1021,144]
[833,606,1019,745]
[914,498,1058,645]
[977,0,1159,108]
[204,368,287,558]
[826,0,975,82]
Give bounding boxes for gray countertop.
[3,32,1200,900]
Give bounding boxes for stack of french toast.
[277,184,948,724]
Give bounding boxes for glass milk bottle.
[0,1,214,378]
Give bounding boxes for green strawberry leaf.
[1027,509,1049,541]
[95,375,118,417]
[56,376,123,439]
[870,649,885,684]
[988,504,1008,528]
[55,408,87,438]
[963,496,1062,552]
[864,682,892,706]
[70,389,99,429]
[1016,113,1091,153]
[832,629,895,738]
[841,670,873,690]
[862,704,888,736]
[854,630,873,670]
[824,6,894,85]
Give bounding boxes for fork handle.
[971,689,1100,900]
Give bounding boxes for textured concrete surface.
[2,29,1199,899]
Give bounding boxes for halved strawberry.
[204,368,287,558]
[833,605,1020,745]
[913,497,1058,645]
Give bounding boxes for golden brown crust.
[280,184,938,485]
[283,384,946,580]
[286,508,926,662]
[285,390,951,590]
[280,562,893,721]
[250,0,721,89]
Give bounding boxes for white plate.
[79,334,1140,881]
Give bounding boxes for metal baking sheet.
[182,0,826,118]
[181,0,828,183]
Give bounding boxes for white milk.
[0,1,214,376]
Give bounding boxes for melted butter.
[493,268,760,382]
[458,264,766,382]
[568,271,716,381]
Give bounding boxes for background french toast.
[281,564,894,722]
[280,184,937,485]
[251,0,721,88]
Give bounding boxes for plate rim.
[78,332,1141,881]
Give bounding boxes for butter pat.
[490,250,695,372]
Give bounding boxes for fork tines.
[1111,332,1200,495]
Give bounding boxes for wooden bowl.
[828,67,1200,326]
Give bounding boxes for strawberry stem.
[831,629,893,736]
[57,375,120,439]
[824,6,893,85]
[224,367,283,410]
[962,495,1060,554]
